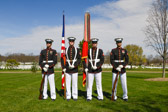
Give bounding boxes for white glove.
[85,68,88,73]
[43,67,48,72]
[119,65,123,68]
[71,65,75,69]
[63,68,66,73]
[69,65,72,69]
[116,67,121,72]
[69,65,75,69]
[43,64,49,72]
[45,64,49,68]
[92,66,97,70]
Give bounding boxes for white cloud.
[0,0,156,56]
[88,0,155,55]
[0,25,84,55]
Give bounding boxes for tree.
[78,39,92,53]
[146,55,162,65]
[3,53,39,62]
[0,54,5,62]
[146,55,154,65]
[57,52,61,62]
[31,62,38,73]
[124,44,146,69]
[151,55,163,65]
[0,55,2,69]
[5,59,20,69]
[144,0,168,78]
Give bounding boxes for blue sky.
[0,0,155,55]
[0,0,112,38]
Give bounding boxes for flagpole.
[82,12,90,89]
[63,12,66,99]
[61,11,66,99]
[86,12,90,90]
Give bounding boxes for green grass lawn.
[0,71,168,112]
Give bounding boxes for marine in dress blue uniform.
[61,37,81,101]
[110,38,129,101]
[39,39,57,101]
[83,38,104,101]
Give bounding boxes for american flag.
[61,13,66,89]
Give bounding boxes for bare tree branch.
[144,0,168,78]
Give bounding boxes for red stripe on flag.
[61,46,65,49]
[62,40,65,43]
[62,72,65,89]
[61,54,65,58]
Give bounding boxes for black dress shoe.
[52,99,55,101]
[98,99,103,101]
[73,99,77,101]
[123,99,128,101]
[87,99,91,102]
[67,99,70,101]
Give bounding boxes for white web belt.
[43,60,54,63]
[114,60,124,62]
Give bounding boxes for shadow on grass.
[56,88,64,98]
[102,90,123,100]
[103,91,111,100]
[42,89,64,99]
[78,90,87,99]
[93,90,117,100]
[46,89,69,99]
[55,88,89,99]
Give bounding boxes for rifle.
[111,71,119,101]
[39,71,47,100]
[39,52,48,100]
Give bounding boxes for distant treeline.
[0,53,61,63]
[0,53,39,62]
[0,52,164,66]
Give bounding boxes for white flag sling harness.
[89,48,100,68]
[66,47,77,67]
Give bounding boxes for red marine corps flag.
[82,12,90,87]
[61,12,66,89]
